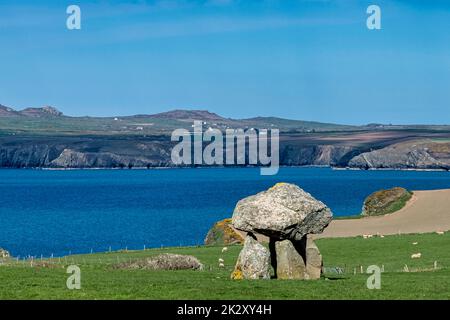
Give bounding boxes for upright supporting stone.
[231,234,270,280]
[275,239,306,280]
[269,238,277,278]
[305,238,323,280]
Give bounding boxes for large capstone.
[232,183,333,241]
[231,234,271,280]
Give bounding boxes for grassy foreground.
[0,232,449,300]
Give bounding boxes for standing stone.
[305,238,322,280]
[231,234,270,280]
[274,239,306,280]
[232,183,333,241]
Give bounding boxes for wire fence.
[0,240,446,278]
[1,254,445,277]
[0,243,209,269]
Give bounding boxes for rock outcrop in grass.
[362,187,413,217]
[204,218,244,246]
[113,253,204,271]
[0,248,10,259]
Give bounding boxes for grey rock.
[0,248,10,259]
[113,253,204,271]
[274,239,306,280]
[232,183,333,241]
[305,238,322,280]
[231,235,271,280]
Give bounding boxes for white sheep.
[218,258,224,263]
[436,231,445,235]
[222,247,228,253]
[411,253,422,259]
[363,234,373,239]
[412,242,418,245]
[219,262,225,268]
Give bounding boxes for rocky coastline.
[0,140,448,171]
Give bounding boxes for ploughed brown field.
[318,189,450,238]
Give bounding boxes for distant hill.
[0,103,360,134]
[19,106,63,117]
[0,103,449,136]
[0,104,18,116]
[241,116,358,132]
[147,110,226,121]
[0,105,63,118]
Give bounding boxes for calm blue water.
[0,167,449,257]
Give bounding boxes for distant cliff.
[348,140,450,170]
[0,135,356,168]
[0,136,174,168]
[1,135,449,170]
[0,104,449,170]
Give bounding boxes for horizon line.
[1,103,449,127]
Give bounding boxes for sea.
[1,167,449,257]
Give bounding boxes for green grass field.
[1,232,449,300]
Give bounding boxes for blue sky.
[0,0,449,124]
